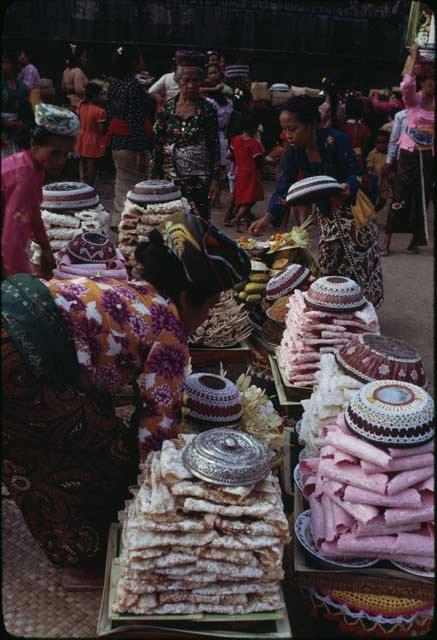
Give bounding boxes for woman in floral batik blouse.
[1,211,249,581]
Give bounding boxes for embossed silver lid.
[182,428,270,486]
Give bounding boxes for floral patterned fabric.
[47,277,190,461]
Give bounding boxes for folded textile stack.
[53,232,128,280]
[190,290,252,347]
[299,334,427,455]
[118,180,189,260]
[31,182,110,264]
[298,380,434,571]
[113,432,289,615]
[278,277,379,387]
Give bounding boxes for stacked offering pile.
[234,261,270,306]
[279,277,379,387]
[299,354,362,455]
[298,380,434,571]
[31,182,110,265]
[114,433,289,615]
[191,290,252,347]
[118,180,189,261]
[299,335,427,455]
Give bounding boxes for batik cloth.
[386,148,433,246]
[2,326,139,567]
[34,103,80,136]
[317,204,383,309]
[151,94,220,220]
[159,210,251,295]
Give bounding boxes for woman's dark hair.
[134,233,213,306]
[2,51,18,73]
[241,111,259,135]
[281,96,321,125]
[321,77,340,129]
[31,126,63,145]
[112,45,142,79]
[345,97,364,120]
[19,47,33,61]
[375,129,390,141]
[65,46,87,69]
[84,82,103,103]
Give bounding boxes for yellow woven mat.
[2,498,101,637]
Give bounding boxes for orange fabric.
[75,102,107,158]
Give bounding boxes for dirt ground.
[96,169,434,394]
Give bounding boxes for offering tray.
[97,524,292,638]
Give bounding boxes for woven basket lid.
[270,83,289,92]
[266,264,311,301]
[225,65,250,78]
[286,175,342,206]
[184,373,242,427]
[344,380,434,448]
[42,182,99,211]
[182,428,270,485]
[304,276,366,313]
[127,180,182,205]
[175,50,206,68]
[336,334,427,388]
[67,232,116,264]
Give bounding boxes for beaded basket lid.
[184,373,242,426]
[286,175,342,206]
[42,182,100,211]
[127,180,182,205]
[304,276,366,313]
[182,428,270,485]
[225,65,250,78]
[344,380,434,448]
[266,264,311,301]
[270,83,289,92]
[336,334,427,388]
[67,232,116,264]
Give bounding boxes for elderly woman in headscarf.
[2,211,250,584]
[1,103,80,279]
[151,50,221,221]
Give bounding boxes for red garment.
[231,135,265,205]
[342,121,371,149]
[75,102,107,158]
[1,150,47,276]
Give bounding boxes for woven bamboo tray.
[97,524,292,638]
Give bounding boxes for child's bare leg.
[79,158,87,184]
[87,158,97,186]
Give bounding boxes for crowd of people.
[2,42,434,254]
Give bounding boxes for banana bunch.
[234,261,270,304]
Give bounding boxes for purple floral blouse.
[47,277,189,461]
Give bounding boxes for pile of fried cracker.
[113,434,289,615]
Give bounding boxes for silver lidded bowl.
[182,428,270,486]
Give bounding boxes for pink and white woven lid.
[184,373,242,426]
[266,264,311,301]
[304,276,366,313]
[286,175,342,206]
[127,180,182,205]
[42,182,100,210]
